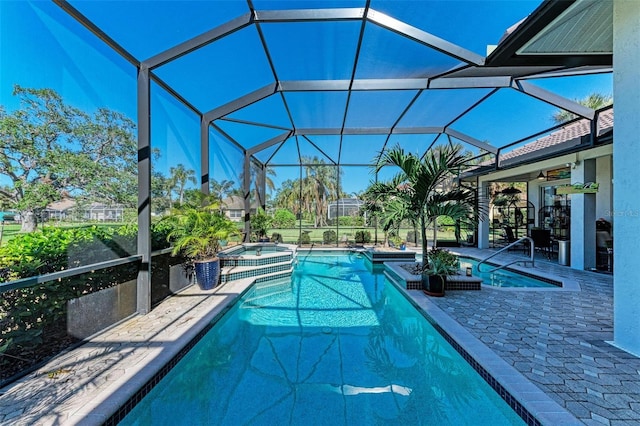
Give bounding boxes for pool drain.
[322,327,332,334]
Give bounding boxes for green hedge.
[0,222,173,381]
[0,223,171,283]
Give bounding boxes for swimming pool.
[460,257,560,288]
[118,253,526,425]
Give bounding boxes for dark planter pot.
[194,258,221,290]
[422,273,446,297]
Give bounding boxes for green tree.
[552,93,612,124]
[210,178,236,213]
[301,157,339,228]
[151,171,173,214]
[239,162,276,208]
[0,85,137,232]
[271,208,296,228]
[169,164,197,206]
[272,179,299,216]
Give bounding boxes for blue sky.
[0,0,613,197]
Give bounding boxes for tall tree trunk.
[420,215,429,267]
[21,210,37,232]
[432,216,438,249]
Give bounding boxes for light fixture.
[537,171,546,180]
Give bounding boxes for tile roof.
[480,108,613,169]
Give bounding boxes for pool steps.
[242,280,292,307]
[218,244,297,284]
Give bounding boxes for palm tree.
[552,92,612,124]
[362,175,414,244]
[169,164,197,206]
[372,144,479,267]
[301,157,339,227]
[272,179,299,216]
[210,178,236,213]
[239,162,276,208]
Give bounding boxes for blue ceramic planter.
[194,258,221,290]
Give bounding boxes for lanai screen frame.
[53,0,610,313]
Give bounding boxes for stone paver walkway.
[0,279,254,425]
[430,248,636,426]
[0,247,637,426]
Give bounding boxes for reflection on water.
[120,254,524,426]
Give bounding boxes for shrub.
[354,230,371,244]
[250,208,271,238]
[436,215,456,227]
[337,216,364,227]
[323,230,337,244]
[426,247,459,272]
[388,232,402,247]
[0,221,178,381]
[298,232,311,245]
[271,209,296,228]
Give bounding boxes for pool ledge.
[0,279,255,425]
[473,259,581,292]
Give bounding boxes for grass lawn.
[0,223,22,245]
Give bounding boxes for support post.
[201,116,210,195]
[243,153,251,242]
[477,181,491,249]
[613,0,640,356]
[570,159,596,270]
[136,64,151,314]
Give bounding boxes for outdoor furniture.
[502,225,527,253]
[530,229,553,259]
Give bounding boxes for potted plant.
[165,199,240,290]
[422,248,459,297]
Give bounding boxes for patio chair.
[502,225,527,253]
[530,228,552,259]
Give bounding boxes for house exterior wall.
[476,146,613,251]
[613,0,640,356]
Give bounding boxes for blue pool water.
[119,254,525,425]
[460,257,559,288]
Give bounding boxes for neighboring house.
[42,199,124,222]
[327,198,364,220]
[42,199,77,221]
[220,195,258,222]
